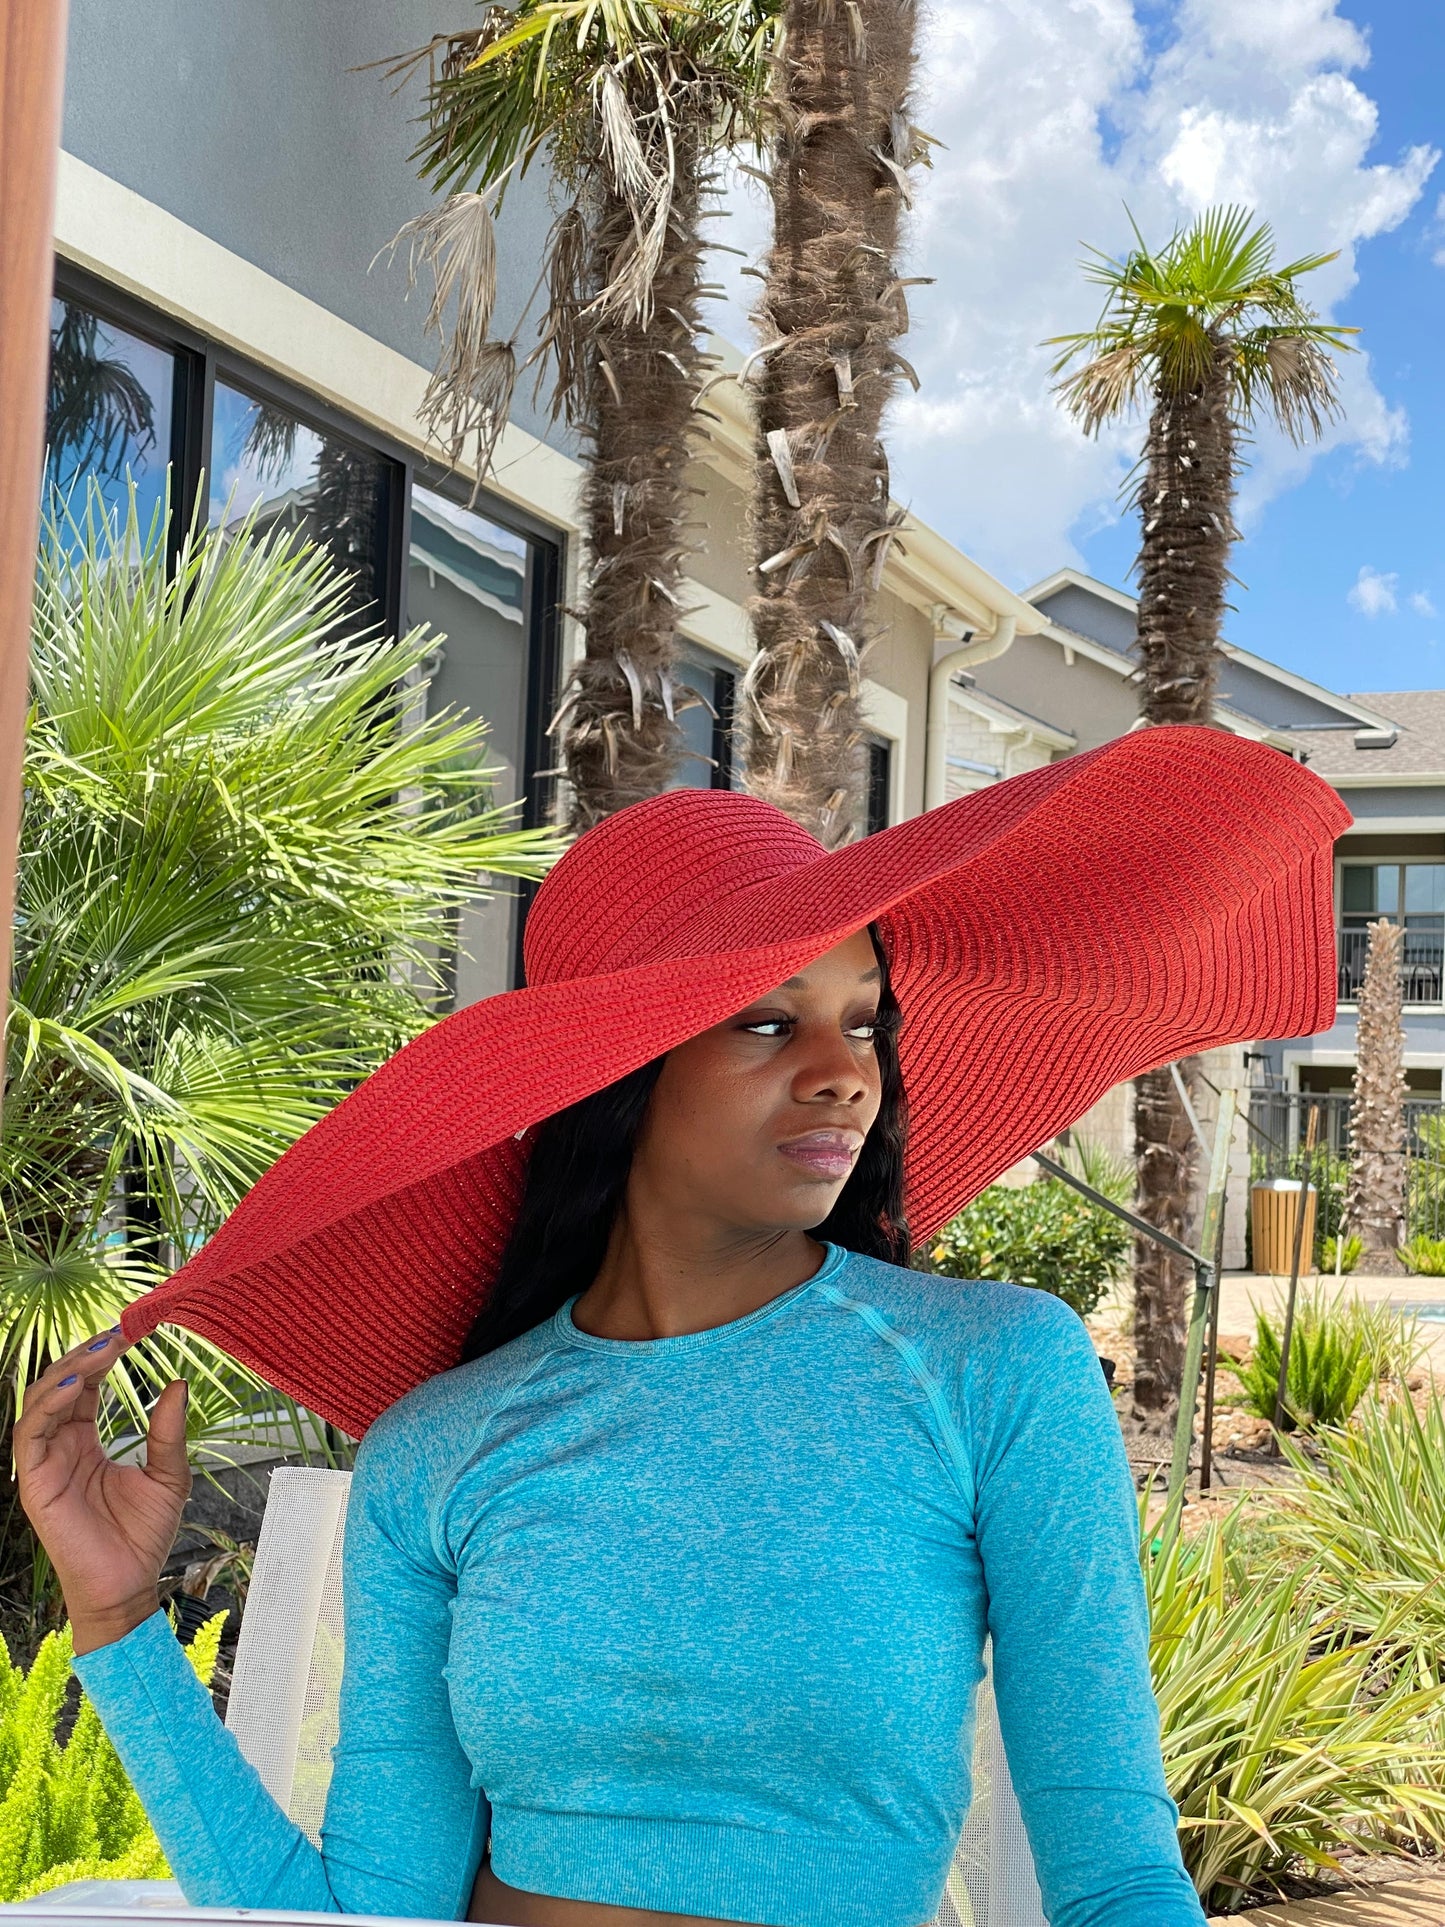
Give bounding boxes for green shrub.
[1147,1506,1445,1912]
[0,1613,224,1901]
[1235,1288,1415,1431]
[926,1145,1130,1318]
[1401,1234,1445,1277]
[1319,1232,1362,1275]
[1271,1396,1445,1667]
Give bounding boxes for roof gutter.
[924,616,1017,811]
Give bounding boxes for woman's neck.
[572,1215,826,1342]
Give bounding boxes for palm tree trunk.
[559,158,707,833]
[1344,916,1407,1269]
[1130,348,1238,1418]
[743,0,919,847]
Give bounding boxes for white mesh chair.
[20,1467,1046,1924]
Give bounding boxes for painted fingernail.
[87,1337,111,1352]
[58,1375,77,1388]
[108,1326,121,1335]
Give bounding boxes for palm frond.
[9,481,563,1464]
[376,0,779,467]
[1048,202,1355,435]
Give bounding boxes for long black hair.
[461,927,909,1360]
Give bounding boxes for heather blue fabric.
[74,1247,1204,1927]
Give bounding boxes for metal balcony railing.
[1337,927,1445,1006]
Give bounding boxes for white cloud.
[1412,591,1437,617]
[708,0,1437,591]
[1349,566,1399,617]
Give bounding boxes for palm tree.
[1344,918,1407,1270]
[1049,206,1353,1417]
[383,0,777,830]
[3,484,559,1638]
[740,0,930,845]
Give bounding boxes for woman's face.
[629,928,885,1239]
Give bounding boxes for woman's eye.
[741,1017,791,1036]
[846,1021,878,1041]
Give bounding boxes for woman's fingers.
[141,1379,191,1501]
[16,1331,129,1453]
[50,1327,128,1384]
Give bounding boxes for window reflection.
[667,649,735,793]
[408,485,532,1007]
[210,380,388,620]
[44,298,174,536]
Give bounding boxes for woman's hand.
[15,1332,191,1656]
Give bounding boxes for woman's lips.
[777,1130,864,1180]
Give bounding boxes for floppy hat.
[124,724,1349,1435]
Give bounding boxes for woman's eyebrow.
[777,966,882,990]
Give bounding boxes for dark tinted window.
[866,737,892,835]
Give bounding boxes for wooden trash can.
[1251,1178,1318,1275]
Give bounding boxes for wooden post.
[1272,1101,1320,1441]
[1198,1179,1228,1494]
[0,0,68,1054]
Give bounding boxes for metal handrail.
[1035,1089,1238,1541]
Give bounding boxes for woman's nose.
[792,1030,871,1103]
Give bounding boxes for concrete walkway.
[1215,1270,1445,1368]
[1207,1867,1445,1923]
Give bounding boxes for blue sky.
[1077,0,1444,695]
[713,0,1445,704]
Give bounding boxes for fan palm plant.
[384,0,778,830]
[2,483,558,1631]
[740,0,931,845]
[1049,206,1353,1416]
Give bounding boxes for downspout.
[924,615,1017,810]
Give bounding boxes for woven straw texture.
[123,726,1350,1435]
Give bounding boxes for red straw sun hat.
[124,724,1349,1435]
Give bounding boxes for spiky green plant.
[1147,1507,1445,1911]
[3,484,559,1626]
[1271,1396,1445,1667]
[1401,1234,1445,1277]
[0,1613,223,1900]
[1319,1233,1362,1276]
[1235,1288,1422,1434]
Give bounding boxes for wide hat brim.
[125,726,1350,1434]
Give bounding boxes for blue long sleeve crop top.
[74,1248,1205,1927]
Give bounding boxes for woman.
[18,730,1347,1927]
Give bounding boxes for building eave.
[1024,566,1396,733]
[1325,770,1445,787]
[1022,566,1140,618]
[950,683,1077,751]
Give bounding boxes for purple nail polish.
[108,1325,121,1335]
[58,1375,77,1387]
[87,1338,111,1352]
